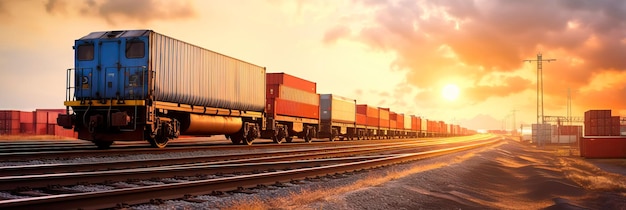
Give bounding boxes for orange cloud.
[44,0,197,25]
[324,0,626,113]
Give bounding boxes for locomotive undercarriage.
[58,104,180,149]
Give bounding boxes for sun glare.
[442,84,460,101]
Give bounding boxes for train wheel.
[93,141,113,149]
[149,136,169,148]
[244,136,254,145]
[272,130,283,144]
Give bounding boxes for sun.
[442,84,460,101]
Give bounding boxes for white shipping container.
[421,118,428,131]
[150,31,266,112]
[403,115,411,130]
[320,94,356,123]
[278,85,319,106]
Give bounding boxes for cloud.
[324,0,626,112]
[44,0,196,25]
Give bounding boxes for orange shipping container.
[356,114,367,126]
[266,98,319,119]
[266,73,317,93]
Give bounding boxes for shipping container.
[319,94,356,124]
[356,114,367,126]
[35,123,49,135]
[389,112,397,129]
[266,98,319,119]
[356,105,379,127]
[19,111,34,124]
[581,137,626,158]
[267,84,319,106]
[74,30,266,112]
[404,115,411,130]
[0,119,20,135]
[35,109,65,124]
[0,110,20,120]
[410,116,419,131]
[266,72,316,93]
[54,124,78,138]
[378,108,390,129]
[20,123,35,134]
[396,113,404,130]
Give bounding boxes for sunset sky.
[1,0,625,130]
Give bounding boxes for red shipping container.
[19,111,34,124]
[356,114,367,126]
[389,112,397,129]
[54,124,77,138]
[581,137,626,158]
[266,73,316,93]
[389,112,397,121]
[356,105,367,115]
[411,116,418,131]
[35,123,49,135]
[35,109,66,124]
[611,126,621,136]
[0,110,20,120]
[47,124,56,135]
[611,116,620,127]
[267,98,319,119]
[0,118,20,135]
[397,113,404,130]
[20,123,35,134]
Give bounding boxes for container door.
[100,41,121,99]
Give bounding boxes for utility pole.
[524,53,556,125]
[524,53,556,147]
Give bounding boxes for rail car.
[57,30,472,148]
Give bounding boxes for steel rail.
[0,137,443,161]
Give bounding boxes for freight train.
[57,30,471,148]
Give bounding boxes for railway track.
[0,135,499,209]
[0,137,440,162]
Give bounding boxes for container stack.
[356,105,379,127]
[581,109,626,158]
[0,110,21,135]
[584,110,620,136]
[266,73,319,119]
[389,112,397,130]
[0,109,77,138]
[378,108,390,130]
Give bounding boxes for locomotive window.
[77,44,94,61]
[126,40,145,58]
